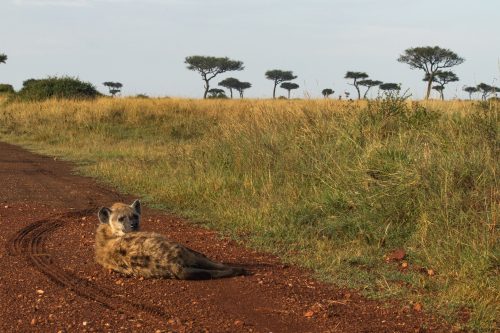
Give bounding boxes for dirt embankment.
[0,142,450,332]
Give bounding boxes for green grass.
[0,96,498,331]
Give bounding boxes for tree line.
[184,46,498,100]
[1,47,499,100]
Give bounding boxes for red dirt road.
[0,142,450,332]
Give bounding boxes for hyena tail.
[188,248,245,272]
[173,265,246,280]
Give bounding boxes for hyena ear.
[98,207,111,224]
[131,199,141,215]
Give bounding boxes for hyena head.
[97,199,141,236]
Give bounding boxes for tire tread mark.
[7,209,168,323]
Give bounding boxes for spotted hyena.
[95,200,246,280]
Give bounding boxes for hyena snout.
[130,220,139,231]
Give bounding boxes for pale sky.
[1,0,499,99]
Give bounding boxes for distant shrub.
[22,78,39,87]
[0,84,15,94]
[475,98,499,111]
[359,90,440,142]
[17,76,100,101]
[207,88,227,99]
[135,94,150,99]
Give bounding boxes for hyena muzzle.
[95,200,247,280]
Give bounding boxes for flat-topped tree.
[432,85,444,99]
[265,70,297,99]
[463,86,479,100]
[322,88,334,98]
[103,82,123,97]
[280,82,299,99]
[358,79,383,99]
[423,71,458,100]
[185,56,244,99]
[345,71,368,99]
[398,46,464,99]
[235,81,251,98]
[218,77,241,99]
[379,83,401,92]
[476,83,499,100]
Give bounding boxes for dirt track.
[0,141,450,332]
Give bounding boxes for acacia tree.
[103,81,123,97]
[235,81,252,98]
[344,71,368,99]
[463,86,479,100]
[185,56,244,99]
[218,77,241,98]
[265,70,297,99]
[280,82,299,99]
[477,83,499,100]
[398,46,464,99]
[322,88,334,98]
[358,79,383,99]
[432,85,444,99]
[379,83,401,92]
[423,71,459,100]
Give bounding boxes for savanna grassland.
[0,96,498,331]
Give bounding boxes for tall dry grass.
[0,96,498,331]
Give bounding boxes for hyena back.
[95,200,246,280]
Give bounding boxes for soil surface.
[0,141,451,332]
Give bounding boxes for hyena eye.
[118,216,125,222]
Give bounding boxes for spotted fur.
[95,200,246,280]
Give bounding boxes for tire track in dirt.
[7,209,169,324]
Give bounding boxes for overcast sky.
[1,0,499,99]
